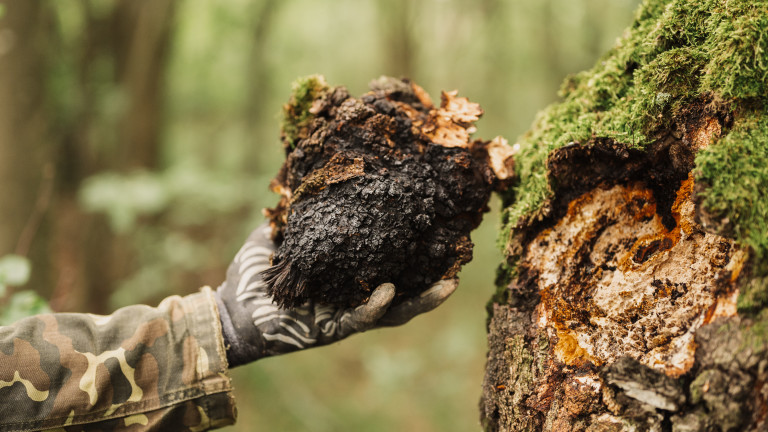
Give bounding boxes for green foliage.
[79,167,265,234]
[0,255,49,326]
[79,172,169,233]
[695,110,768,310]
[0,254,31,297]
[281,75,330,147]
[0,291,51,326]
[77,166,268,308]
[499,0,768,278]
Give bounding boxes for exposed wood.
[481,1,768,430]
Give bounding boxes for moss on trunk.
[484,0,768,430]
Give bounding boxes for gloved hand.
[214,223,458,367]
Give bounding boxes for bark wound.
[482,116,757,431]
[531,178,743,377]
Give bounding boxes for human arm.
[0,223,456,431]
[0,289,234,432]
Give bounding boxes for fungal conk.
[263,76,514,308]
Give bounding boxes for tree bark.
[481,0,768,430]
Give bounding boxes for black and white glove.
[214,223,458,367]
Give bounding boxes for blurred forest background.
[0,0,638,430]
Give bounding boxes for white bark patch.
[526,179,744,377]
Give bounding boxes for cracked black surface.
[264,80,494,308]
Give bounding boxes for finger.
[350,283,396,327]
[336,283,396,337]
[377,278,458,327]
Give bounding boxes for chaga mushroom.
[263,75,515,309]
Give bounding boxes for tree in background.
[482,0,768,430]
[0,1,52,300]
[0,0,176,313]
[0,1,643,431]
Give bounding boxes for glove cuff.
[214,288,263,367]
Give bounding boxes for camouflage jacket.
[0,288,236,432]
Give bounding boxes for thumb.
[377,278,458,327]
[337,283,396,337]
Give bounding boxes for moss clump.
[700,10,768,99]
[486,262,516,323]
[695,109,768,310]
[281,75,330,148]
[499,0,768,298]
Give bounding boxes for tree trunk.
[481,0,768,430]
[48,0,175,313]
[377,0,415,78]
[0,0,176,312]
[0,1,55,294]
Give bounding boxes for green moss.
[743,308,768,351]
[536,334,549,375]
[689,369,715,404]
[507,334,535,398]
[695,109,768,311]
[738,277,768,312]
[496,0,768,305]
[486,262,517,322]
[281,75,330,148]
[701,9,768,99]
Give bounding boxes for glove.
[214,223,458,367]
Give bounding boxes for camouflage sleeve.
[0,287,236,432]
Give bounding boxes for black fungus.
[264,78,494,308]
